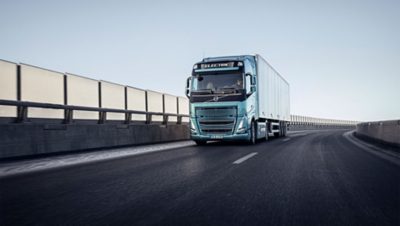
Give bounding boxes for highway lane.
[1,130,399,225]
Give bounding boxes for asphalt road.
[1,130,399,226]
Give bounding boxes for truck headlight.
[190,120,197,133]
[236,118,247,134]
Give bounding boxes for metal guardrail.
[0,99,189,125]
[289,114,358,126]
[0,99,358,127]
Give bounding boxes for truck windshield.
[191,73,244,94]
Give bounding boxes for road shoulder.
[0,140,195,178]
[343,130,400,166]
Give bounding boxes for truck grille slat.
[199,120,234,125]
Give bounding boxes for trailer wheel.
[279,122,284,137]
[282,123,287,137]
[274,122,282,138]
[195,140,207,145]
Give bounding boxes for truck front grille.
[195,106,237,135]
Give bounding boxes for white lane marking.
[288,133,307,137]
[0,141,195,178]
[283,138,291,142]
[233,152,258,164]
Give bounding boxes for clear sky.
[1,0,399,121]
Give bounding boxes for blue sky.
[1,0,399,121]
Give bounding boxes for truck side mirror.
[246,73,256,95]
[246,73,256,85]
[251,76,256,85]
[185,77,191,98]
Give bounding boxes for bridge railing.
[289,114,358,128]
[0,59,189,124]
[0,99,188,125]
[0,59,359,127]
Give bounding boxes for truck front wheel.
[249,121,256,145]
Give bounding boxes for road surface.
[1,129,399,225]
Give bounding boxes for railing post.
[124,87,130,125]
[176,97,180,125]
[125,112,131,124]
[17,65,21,101]
[64,109,73,124]
[99,111,106,124]
[146,114,152,124]
[163,115,169,125]
[98,81,102,122]
[15,65,24,123]
[162,94,165,116]
[162,94,166,125]
[16,106,27,123]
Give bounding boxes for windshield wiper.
[203,93,232,103]
[217,87,238,94]
[191,89,213,95]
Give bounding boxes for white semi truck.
[186,54,290,145]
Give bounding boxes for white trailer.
[256,54,290,122]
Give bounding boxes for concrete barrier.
[356,120,400,148]
[0,123,189,159]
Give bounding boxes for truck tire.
[282,123,287,137]
[279,122,284,137]
[272,122,279,138]
[249,121,256,144]
[265,122,269,141]
[195,140,207,145]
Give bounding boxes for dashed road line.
[233,152,258,164]
[288,133,307,137]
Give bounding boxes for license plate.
[211,135,223,139]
